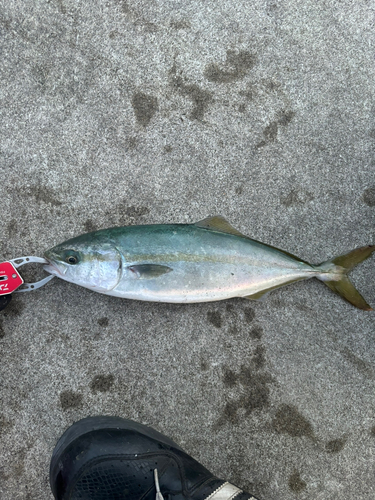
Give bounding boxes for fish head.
[44,233,122,292]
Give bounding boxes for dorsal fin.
[194,215,310,265]
[194,216,246,237]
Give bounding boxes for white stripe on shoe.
[204,482,243,500]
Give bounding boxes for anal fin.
[243,277,307,301]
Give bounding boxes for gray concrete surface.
[0,1,374,499]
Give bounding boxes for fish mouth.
[43,258,67,277]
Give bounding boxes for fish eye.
[66,254,79,265]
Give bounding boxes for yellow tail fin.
[317,246,375,310]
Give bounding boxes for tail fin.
[317,246,375,310]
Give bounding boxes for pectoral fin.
[128,264,172,279]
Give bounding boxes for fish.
[44,216,375,310]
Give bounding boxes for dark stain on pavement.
[7,219,18,239]
[217,363,273,427]
[131,92,158,126]
[60,390,83,410]
[125,136,138,150]
[281,188,314,207]
[0,321,4,338]
[272,404,314,439]
[3,299,25,318]
[90,374,115,393]
[244,307,255,323]
[98,317,109,327]
[288,470,306,493]
[170,62,212,120]
[278,110,296,125]
[170,19,191,29]
[249,325,263,340]
[207,310,222,328]
[223,368,237,388]
[0,414,14,435]
[256,110,295,148]
[200,359,209,371]
[84,219,98,233]
[363,186,375,207]
[125,206,150,217]
[252,345,266,369]
[340,346,373,378]
[325,438,346,453]
[117,1,158,32]
[204,50,256,83]
[370,426,375,437]
[28,186,62,207]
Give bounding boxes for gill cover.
[44,240,123,293]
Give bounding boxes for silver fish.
[44,216,375,310]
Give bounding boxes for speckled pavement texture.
[0,1,374,499]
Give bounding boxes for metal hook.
[9,256,55,293]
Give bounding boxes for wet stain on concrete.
[177,81,211,120]
[263,121,278,142]
[98,317,109,327]
[117,1,158,32]
[207,310,222,328]
[170,19,191,29]
[0,414,14,435]
[13,449,26,477]
[223,368,237,388]
[7,219,18,239]
[28,186,62,207]
[363,186,375,207]
[256,109,295,148]
[200,359,209,371]
[249,325,263,340]
[170,63,212,120]
[56,0,67,15]
[60,390,83,410]
[31,64,49,90]
[204,50,256,83]
[244,307,255,323]
[2,299,25,318]
[84,219,97,233]
[278,110,296,125]
[217,363,273,427]
[131,92,159,126]
[288,470,306,493]
[281,188,314,207]
[126,136,138,150]
[340,346,373,378]
[90,374,115,393]
[252,345,266,369]
[370,426,375,437]
[325,438,346,453]
[125,206,150,217]
[272,404,314,439]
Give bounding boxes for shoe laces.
[154,469,164,500]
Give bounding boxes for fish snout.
[43,252,67,277]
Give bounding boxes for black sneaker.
[50,416,260,500]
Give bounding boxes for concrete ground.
[1,1,374,499]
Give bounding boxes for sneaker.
[50,416,260,500]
